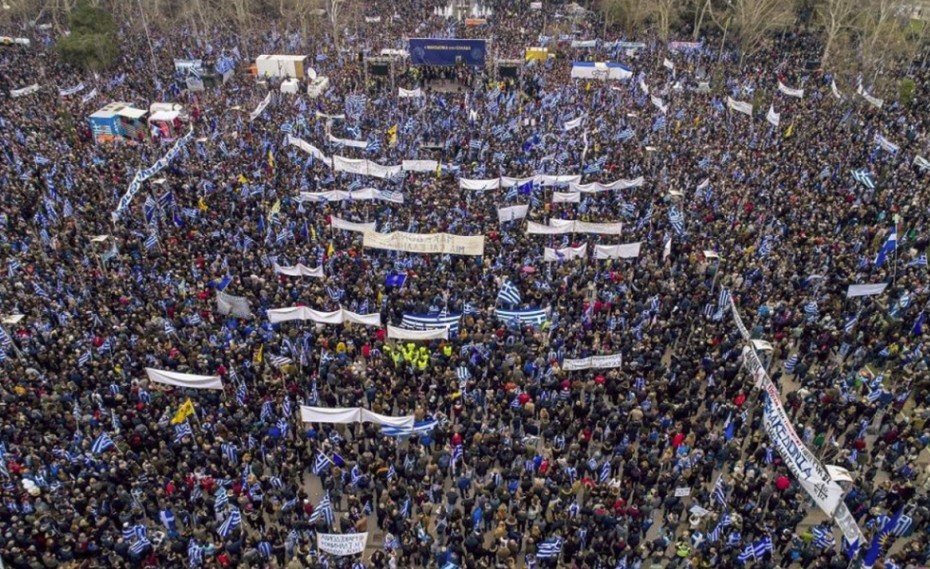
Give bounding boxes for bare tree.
[815,0,859,67]
[655,0,684,42]
[708,0,794,63]
[600,0,655,37]
[856,0,917,85]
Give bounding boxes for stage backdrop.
[409,38,487,66]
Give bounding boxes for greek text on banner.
[362,231,485,256]
[317,533,368,556]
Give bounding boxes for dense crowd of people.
[0,1,929,569]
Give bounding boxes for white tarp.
[857,84,883,109]
[274,263,324,278]
[362,231,485,256]
[387,326,448,340]
[286,135,330,164]
[846,283,888,298]
[300,406,414,428]
[216,291,253,318]
[327,133,368,149]
[594,242,642,259]
[297,189,403,204]
[145,368,224,390]
[10,84,39,98]
[498,204,530,223]
[543,243,587,262]
[726,97,753,116]
[777,81,804,98]
[766,105,780,127]
[402,159,438,172]
[317,533,368,556]
[552,191,581,203]
[266,307,382,327]
[398,87,423,98]
[250,92,272,121]
[562,353,623,371]
[568,177,645,193]
[333,155,403,179]
[331,216,377,233]
[527,220,623,235]
[460,178,501,190]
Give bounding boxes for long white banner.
[846,283,888,298]
[250,92,272,121]
[857,84,883,109]
[298,189,403,204]
[498,204,529,223]
[362,231,485,256]
[726,96,753,116]
[286,135,331,164]
[568,177,645,193]
[728,297,864,545]
[562,353,622,371]
[398,87,423,98]
[114,127,195,218]
[331,216,377,233]
[274,263,324,278]
[527,220,623,235]
[543,243,587,262]
[145,368,224,390]
[387,325,448,340]
[299,406,414,428]
[777,81,804,98]
[594,242,641,259]
[317,533,368,556]
[10,83,39,98]
[460,178,501,190]
[402,159,438,172]
[552,191,581,203]
[333,155,403,179]
[327,133,368,149]
[266,307,382,327]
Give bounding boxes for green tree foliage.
[56,1,120,71]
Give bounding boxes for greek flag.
[91,432,116,454]
[401,313,462,335]
[668,206,685,235]
[497,280,522,305]
[326,286,345,301]
[309,492,334,526]
[456,366,471,382]
[709,513,732,542]
[844,314,858,333]
[537,538,563,559]
[188,539,203,567]
[382,419,439,437]
[268,354,293,369]
[852,169,876,190]
[737,536,773,562]
[616,127,635,142]
[758,236,774,257]
[463,303,478,315]
[313,452,333,475]
[874,227,897,267]
[804,301,819,317]
[367,138,381,153]
[652,116,667,131]
[712,476,727,505]
[813,526,836,549]
[907,255,927,267]
[164,320,176,336]
[129,535,151,555]
[145,233,159,250]
[599,461,610,483]
[784,354,799,373]
[174,422,194,442]
[495,308,548,326]
[217,508,241,537]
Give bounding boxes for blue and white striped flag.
[497,280,522,305]
[217,508,241,537]
[737,536,773,562]
[91,432,116,454]
[537,538,563,559]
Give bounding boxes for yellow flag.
[387,124,398,147]
[253,344,263,365]
[197,196,208,212]
[327,242,335,257]
[435,163,442,179]
[270,199,281,217]
[310,225,317,241]
[237,174,249,184]
[267,149,275,169]
[171,399,195,425]
[377,290,383,307]
[784,123,794,139]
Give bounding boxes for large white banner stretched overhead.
[726,97,753,116]
[10,83,40,98]
[857,84,883,109]
[331,216,377,233]
[552,191,581,203]
[846,283,888,298]
[402,159,438,172]
[528,220,623,235]
[266,307,382,327]
[332,155,403,179]
[287,135,330,164]
[569,177,645,193]
[362,231,485,256]
[594,242,641,259]
[216,291,253,318]
[300,406,415,428]
[398,87,423,98]
[274,263,324,278]
[562,353,623,371]
[145,368,224,390]
[387,326,448,340]
[297,189,403,204]
[543,243,587,262]
[327,133,368,149]
[777,81,804,98]
[498,204,530,223]
[250,92,272,121]
[570,61,632,80]
[318,533,368,556]
[460,178,501,190]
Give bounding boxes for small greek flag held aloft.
[852,169,876,190]
[497,280,522,306]
[495,308,549,327]
[668,206,685,235]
